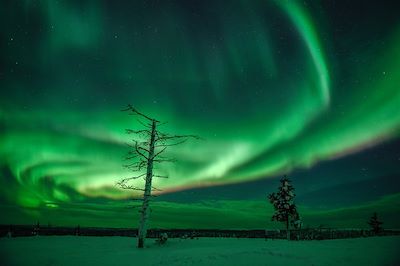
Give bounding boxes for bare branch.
[155,133,201,142]
[152,146,167,159]
[127,140,150,148]
[137,145,150,154]
[126,129,151,135]
[153,158,177,163]
[134,141,149,160]
[157,121,168,126]
[131,198,144,201]
[122,162,139,168]
[116,181,146,191]
[123,160,147,171]
[122,104,160,122]
[155,139,188,147]
[153,155,168,160]
[124,154,138,161]
[137,160,147,171]
[152,186,163,191]
[119,174,146,183]
[153,175,169,179]
[126,205,141,209]
[136,118,152,128]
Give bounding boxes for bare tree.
[117,104,199,248]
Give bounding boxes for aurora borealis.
[0,0,399,229]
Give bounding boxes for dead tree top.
[122,104,160,123]
[122,104,201,143]
[117,104,200,195]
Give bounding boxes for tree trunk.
[286,215,290,240]
[137,119,156,248]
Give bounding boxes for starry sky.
[0,0,399,229]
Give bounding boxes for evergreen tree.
[368,212,383,234]
[268,175,298,240]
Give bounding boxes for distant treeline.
[1,225,399,240]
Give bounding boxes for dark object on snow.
[75,225,81,236]
[6,224,13,238]
[368,212,383,234]
[190,231,198,239]
[33,222,40,236]
[156,233,168,245]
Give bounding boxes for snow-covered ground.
[1,236,399,266]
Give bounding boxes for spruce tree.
[368,212,383,234]
[268,175,298,240]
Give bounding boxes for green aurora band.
[0,0,399,228]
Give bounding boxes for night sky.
[1,0,399,229]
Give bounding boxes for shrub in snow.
[156,233,168,245]
[368,212,383,235]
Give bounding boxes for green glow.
[45,1,103,52]
[2,193,399,229]
[277,0,330,106]
[0,0,399,228]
